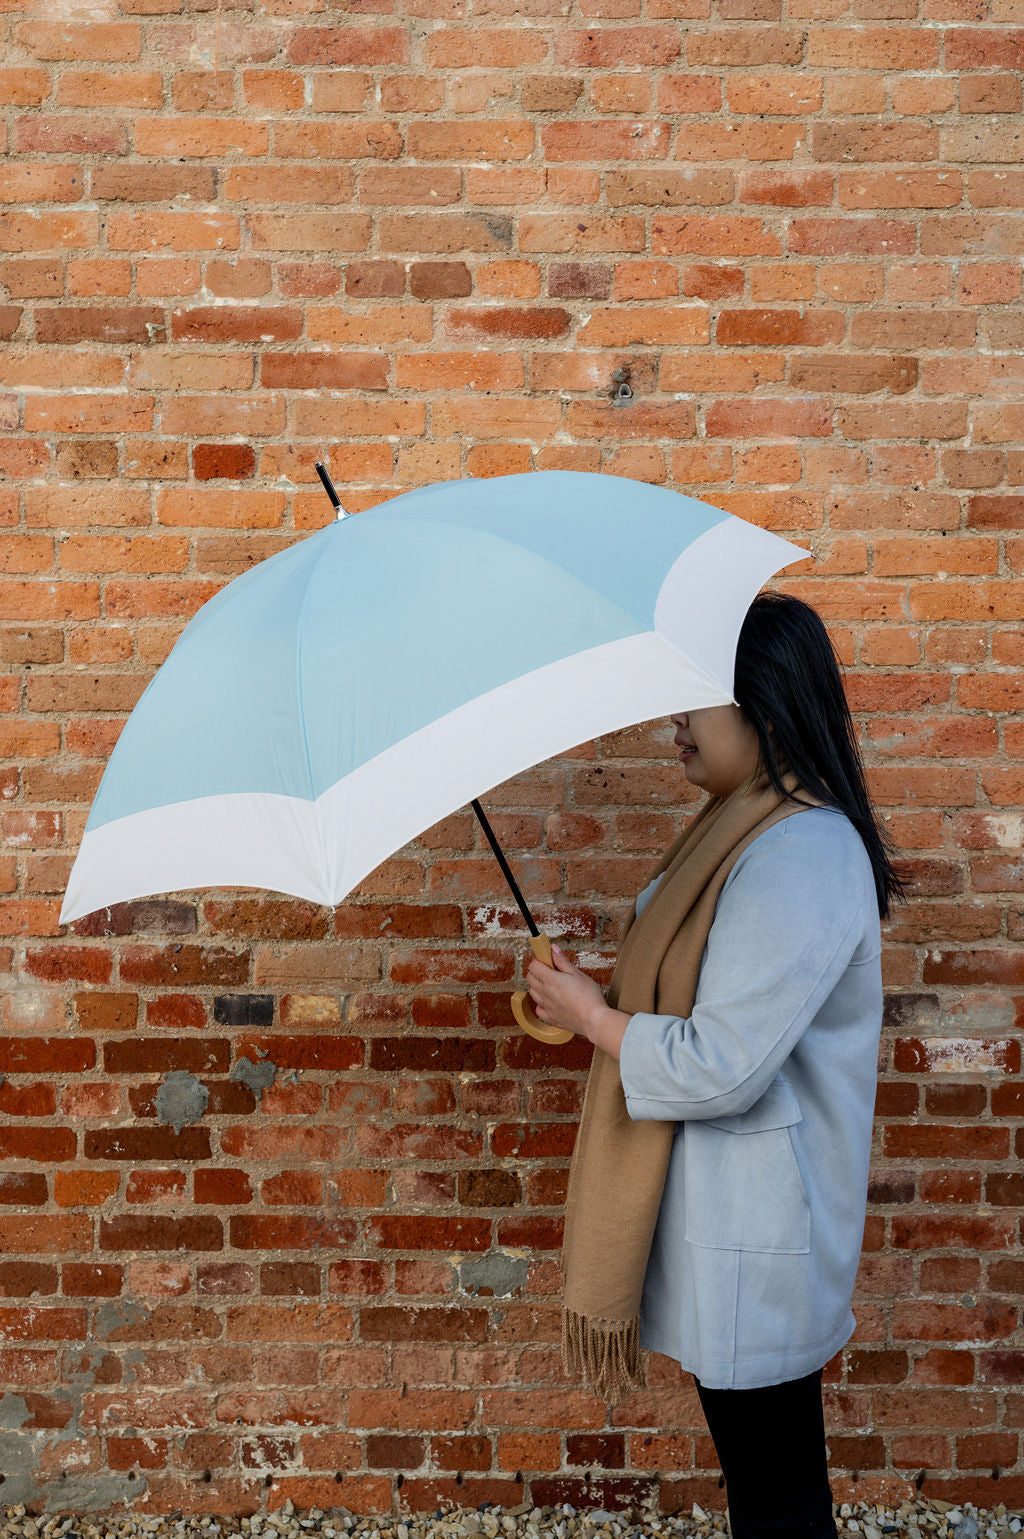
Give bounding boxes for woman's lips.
[677,746,697,759]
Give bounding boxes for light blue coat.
[618,806,883,1389]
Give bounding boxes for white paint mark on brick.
[470,905,511,936]
[918,1038,1010,1073]
[469,903,592,941]
[982,813,1024,848]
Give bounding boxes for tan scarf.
[559,768,825,1401]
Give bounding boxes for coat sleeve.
[618,816,869,1123]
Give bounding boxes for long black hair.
[732,591,907,920]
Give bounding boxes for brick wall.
[1,0,1023,1520]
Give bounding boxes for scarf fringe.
[561,1305,647,1401]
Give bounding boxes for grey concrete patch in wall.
[0,1384,147,1512]
[0,1396,46,1511]
[457,1250,529,1299]
[44,1473,148,1514]
[93,1299,151,1340]
[230,1055,278,1104]
[155,1069,210,1134]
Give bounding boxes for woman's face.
[670,704,764,799]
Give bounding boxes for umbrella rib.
[301,515,549,937]
[471,798,540,939]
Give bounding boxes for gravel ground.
[4,1496,1023,1539]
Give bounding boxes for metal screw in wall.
[611,366,634,405]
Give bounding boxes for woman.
[524,592,906,1539]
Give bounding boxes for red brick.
[923,950,1024,987]
[362,1304,488,1342]
[16,22,140,60]
[192,444,255,481]
[1,810,61,846]
[883,1124,1009,1160]
[892,1434,952,1466]
[14,117,127,155]
[145,994,206,1031]
[990,1259,1024,1296]
[286,26,408,66]
[893,1300,1017,1342]
[407,122,533,162]
[917,1169,985,1206]
[892,1216,1016,1251]
[911,1349,976,1387]
[716,308,844,346]
[273,123,402,162]
[957,1432,1020,1468]
[979,1353,1024,1386]
[346,1389,474,1434]
[25,947,112,985]
[442,307,570,342]
[57,71,161,110]
[116,946,248,987]
[542,122,671,163]
[364,1217,491,1253]
[353,1124,482,1161]
[202,899,328,941]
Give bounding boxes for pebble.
[2,1498,1022,1539]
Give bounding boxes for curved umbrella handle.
[511,932,574,1045]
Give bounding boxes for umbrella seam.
[376,507,686,613]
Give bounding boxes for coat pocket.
[683,1079,811,1254]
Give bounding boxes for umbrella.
[60,467,810,1044]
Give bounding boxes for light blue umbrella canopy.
[61,469,810,924]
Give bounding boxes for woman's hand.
[524,944,609,1042]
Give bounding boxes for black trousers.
[693,1367,839,1539]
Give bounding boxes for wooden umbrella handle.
[511,932,574,1046]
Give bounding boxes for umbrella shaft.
[470,799,540,938]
